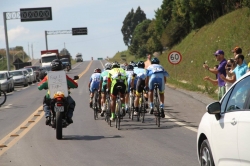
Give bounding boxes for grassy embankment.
[110,8,250,99]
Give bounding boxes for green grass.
[111,8,250,99]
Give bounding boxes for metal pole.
[45,31,48,50]
[3,12,10,71]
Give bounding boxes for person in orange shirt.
[144,53,151,69]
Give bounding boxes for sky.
[0,0,163,61]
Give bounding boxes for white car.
[197,72,250,166]
[24,68,36,83]
[0,71,14,92]
[9,70,29,87]
[19,69,32,84]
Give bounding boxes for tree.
[154,0,174,35]
[121,7,146,46]
[129,19,151,57]
[60,48,70,55]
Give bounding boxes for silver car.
[24,68,36,83]
[19,69,32,85]
[9,70,29,87]
[0,71,14,92]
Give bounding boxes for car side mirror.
[73,76,79,80]
[207,101,221,120]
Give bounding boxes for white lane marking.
[164,114,197,132]
[99,60,105,69]
[4,104,12,109]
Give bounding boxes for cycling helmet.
[111,62,119,69]
[94,68,102,73]
[129,61,135,67]
[104,62,111,70]
[120,64,126,70]
[126,64,134,71]
[51,59,63,71]
[151,57,160,64]
[137,61,145,68]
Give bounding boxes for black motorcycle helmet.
[51,59,63,71]
[137,61,145,68]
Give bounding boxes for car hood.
[42,63,51,67]
[13,75,24,79]
[0,79,7,84]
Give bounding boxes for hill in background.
[110,7,250,98]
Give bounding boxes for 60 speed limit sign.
[168,51,182,65]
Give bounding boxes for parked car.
[9,70,29,87]
[39,66,51,80]
[19,69,32,84]
[24,66,41,82]
[197,72,250,166]
[0,71,14,92]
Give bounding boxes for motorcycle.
[48,75,79,139]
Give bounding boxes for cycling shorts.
[90,82,100,93]
[101,84,107,93]
[148,77,164,94]
[135,78,145,95]
[110,79,127,96]
[127,78,137,93]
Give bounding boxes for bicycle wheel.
[0,90,7,106]
[93,90,98,120]
[117,100,121,130]
[141,95,145,123]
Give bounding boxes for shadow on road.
[63,135,122,140]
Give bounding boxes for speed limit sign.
[168,51,182,65]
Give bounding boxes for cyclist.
[107,62,128,121]
[99,63,112,116]
[133,61,148,115]
[146,58,169,118]
[38,59,78,125]
[89,68,102,111]
[125,64,135,112]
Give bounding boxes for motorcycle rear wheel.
[56,112,63,139]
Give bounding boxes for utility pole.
[28,43,30,57]
[31,43,34,60]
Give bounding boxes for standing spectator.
[203,50,227,100]
[220,58,236,91]
[232,46,242,58]
[232,54,248,80]
[144,53,151,69]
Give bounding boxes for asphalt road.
[0,60,215,166]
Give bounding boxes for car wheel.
[200,139,215,166]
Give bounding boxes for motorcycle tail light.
[56,97,62,101]
[56,103,63,106]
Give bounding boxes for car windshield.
[61,59,69,62]
[26,68,32,73]
[0,73,6,80]
[42,56,57,63]
[10,71,23,76]
[76,55,82,58]
[41,66,51,71]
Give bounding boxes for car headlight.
[1,82,7,85]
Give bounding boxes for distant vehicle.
[19,69,32,85]
[0,71,14,92]
[24,66,41,82]
[40,50,59,68]
[75,53,83,62]
[39,66,52,80]
[9,70,29,87]
[197,72,250,166]
[60,58,71,71]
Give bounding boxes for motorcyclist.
[38,59,78,125]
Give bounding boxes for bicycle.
[104,90,111,125]
[153,83,161,127]
[92,88,100,120]
[114,86,124,130]
[138,90,147,123]
[129,89,135,120]
[0,89,7,107]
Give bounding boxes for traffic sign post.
[72,27,88,35]
[168,51,182,80]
